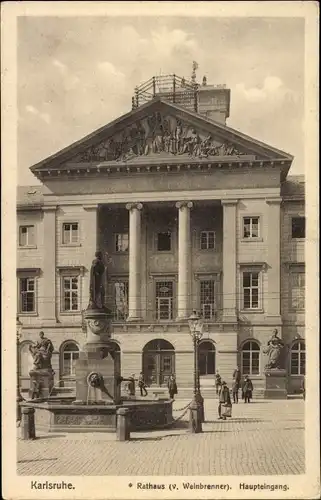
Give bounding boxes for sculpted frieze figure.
[72,112,247,163]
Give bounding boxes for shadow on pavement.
[206,418,264,423]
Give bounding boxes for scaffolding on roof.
[132,74,199,112]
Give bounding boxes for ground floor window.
[290,340,306,375]
[61,342,80,376]
[143,339,175,386]
[241,340,260,375]
[198,340,216,376]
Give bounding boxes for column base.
[126,316,142,322]
[176,315,188,322]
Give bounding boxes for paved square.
[17,399,305,476]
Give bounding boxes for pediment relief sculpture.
[72,112,248,164]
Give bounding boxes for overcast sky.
[17,16,304,185]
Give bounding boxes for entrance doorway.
[198,340,216,377]
[143,339,175,386]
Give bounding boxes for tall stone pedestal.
[29,368,54,399]
[263,369,287,399]
[74,307,121,405]
[74,343,121,405]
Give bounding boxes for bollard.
[116,408,130,441]
[20,407,36,440]
[195,393,205,423]
[189,399,202,433]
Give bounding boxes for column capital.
[126,202,143,211]
[42,205,57,212]
[83,204,99,211]
[221,199,238,206]
[266,197,282,205]
[175,201,193,210]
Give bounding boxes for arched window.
[290,340,306,375]
[20,341,34,377]
[143,339,175,386]
[198,340,216,376]
[241,340,260,375]
[61,342,80,376]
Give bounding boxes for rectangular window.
[19,277,36,313]
[242,272,260,310]
[292,217,305,238]
[200,280,216,319]
[62,276,79,312]
[156,281,173,320]
[157,232,171,251]
[19,225,35,247]
[62,223,79,244]
[243,217,260,238]
[115,233,129,252]
[114,281,129,320]
[200,231,216,250]
[291,272,305,310]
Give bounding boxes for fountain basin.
[20,398,173,433]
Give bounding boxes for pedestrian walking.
[218,381,232,420]
[215,370,222,395]
[231,378,239,404]
[167,374,178,399]
[242,375,253,403]
[233,366,242,385]
[138,372,148,397]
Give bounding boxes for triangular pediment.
[30,98,293,175]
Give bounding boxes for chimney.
[197,80,230,125]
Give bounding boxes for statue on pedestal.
[263,329,284,370]
[29,331,54,370]
[88,251,106,310]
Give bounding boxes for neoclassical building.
[17,74,305,398]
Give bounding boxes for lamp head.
[188,310,204,340]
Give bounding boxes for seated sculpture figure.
[263,329,285,370]
[29,331,54,370]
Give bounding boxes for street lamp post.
[188,310,205,433]
[16,316,23,423]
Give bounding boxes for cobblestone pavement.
[17,400,305,476]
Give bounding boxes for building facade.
[17,75,305,398]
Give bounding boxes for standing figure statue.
[263,329,285,370]
[29,331,54,370]
[88,251,106,310]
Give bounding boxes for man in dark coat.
[233,366,241,385]
[167,374,178,399]
[138,372,148,397]
[242,375,254,403]
[232,378,239,404]
[218,381,231,420]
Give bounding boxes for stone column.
[266,198,282,322]
[41,206,57,322]
[83,205,99,309]
[176,201,193,320]
[126,203,143,321]
[222,199,238,323]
